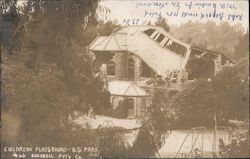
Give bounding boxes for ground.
[73,115,140,129]
[72,114,230,158]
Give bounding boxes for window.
[150,31,160,40]
[141,61,151,77]
[176,44,181,54]
[179,46,185,56]
[164,39,187,57]
[143,29,155,36]
[169,42,177,51]
[107,60,115,76]
[143,29,187,57]
[156,33,165,43]
[179,46,187,56]
[128,58,135,79]
[127,98,134,109]
[163,39,170,48]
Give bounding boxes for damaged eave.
[190,45,235,64]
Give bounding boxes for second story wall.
[99,51,155,81]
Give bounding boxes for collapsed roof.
[89,25,233,77]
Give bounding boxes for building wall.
[103,51,184,118]
[114,52,129,80]
[98,51,153,118]
[133,55,142,80]
[104,51,152,81]
[92,51,115,72]
[99,51,189,82]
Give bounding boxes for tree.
[0,0,21,53]
[98,130,128,158]
[234,33,249,60]
[97,20,121,36]
[96,90,173,158]
[154,16,170,32]
[219,122,249,158]
[171,21,245,60]
[129,127,156,157]
[168,64,249,128]
[130,91,173,157]
[186,56,215,79]
[1,0,102,147]
[1,53,79,145]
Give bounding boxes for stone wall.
[97,51,157,81]
[110,51,147,80]
[114,51,129,80]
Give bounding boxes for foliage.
[97,130,128,158]
[130,91,173,157]
[97,20,121,36]
[234,33,249,60]
[168,65,249,128]
[129,127,156,157]
[85,78,111,114]
[1,1,124,158]
[219,122,249,158]
[96,90,173,158]
[171,22,248,127]
[0,0,21,53]
[171,21,245,60]
[154,16,170,32]
[186,56,215,79]
[1,0,105,147]
[2,1,247,158]
[1,53,84,145]
[214,67,249,119]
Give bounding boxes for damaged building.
[88,25,234,118]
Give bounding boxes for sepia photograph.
[0,0,249,158]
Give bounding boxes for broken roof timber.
[88,26,234,75]
[191,46,235,64]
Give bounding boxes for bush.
[98,132,127,158]
[218,121,249,158]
